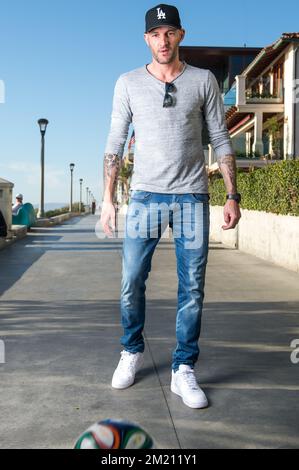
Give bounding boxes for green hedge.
[45,202,85,218]
[209,160,299,216]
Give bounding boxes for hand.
[222,200,241,230]
[100,201,116,237]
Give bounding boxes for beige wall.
[210,205,299,273]
[0,178,14,233]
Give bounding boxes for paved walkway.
[0,213,299,449]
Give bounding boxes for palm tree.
[118,160,133,204]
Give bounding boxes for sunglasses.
[163,82,176,108]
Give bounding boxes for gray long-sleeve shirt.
[105,61,234,193]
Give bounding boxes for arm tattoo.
[103,153,121,202]
[218,154,237,194]
[104,153,121,178]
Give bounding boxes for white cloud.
[0,161,66,190]
[0,161,70,204]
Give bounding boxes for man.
[92,200,96,215]
[101,4,241,408]
[12,193,24,215]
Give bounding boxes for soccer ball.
[74,419,154,449]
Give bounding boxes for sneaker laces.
[180,370,200,391]
[118,351,140,373]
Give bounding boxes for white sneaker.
[171,365,208,409]
[111,350,144,389]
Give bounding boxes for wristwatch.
[226,192,241,203]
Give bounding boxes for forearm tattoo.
[218,154,237,193]
[103,153,121,200]
[104,153,121,178]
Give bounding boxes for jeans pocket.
[130,190,152,201]
[190,193,210,203]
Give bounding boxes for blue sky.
[0,0,298,205]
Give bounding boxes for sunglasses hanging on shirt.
[163,82,176,108]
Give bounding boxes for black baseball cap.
[145,4,182,33]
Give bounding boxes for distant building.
[179,45,262,166]
[179,45,261,96]
[208,32,299,174]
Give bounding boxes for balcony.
[223,75,284,112]
[235,76,284,107]
[245,90,284,104]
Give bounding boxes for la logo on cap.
[157,7,166,20]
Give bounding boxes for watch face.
[227,193,241,202]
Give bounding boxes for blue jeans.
[120,190,210,371]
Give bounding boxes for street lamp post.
[86,187,89,210]
[37,118,49,218]
[69,163,75,212]
[79,178,83,213]
[89,191,92,211]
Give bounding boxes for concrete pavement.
[0,213,299,448]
